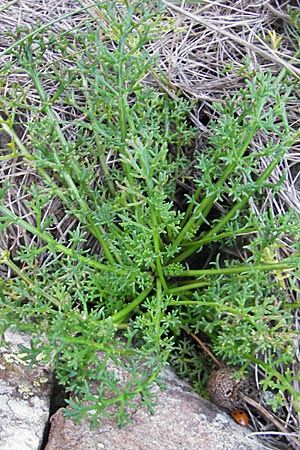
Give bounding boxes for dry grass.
[151,1,300,212]
[0,1,300,448]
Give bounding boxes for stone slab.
[0,330,52,450]
[45,368,263,450]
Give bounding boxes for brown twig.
[182,327,222,368]
[242,394,300,450]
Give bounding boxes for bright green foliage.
[0,0,299,426]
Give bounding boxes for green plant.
[0,0,299,427]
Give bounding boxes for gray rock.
[0,330,52,450]
[45,368,263,450]
[0,331,264,450]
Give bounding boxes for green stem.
[171,128,257,249]
[204,160,283,239]
[172,227,257,264]
[283,303,300,309]
[21,49,116,265]
[0,150,20,161]
[0,5,91,59]
[250,357,300,398]
[169,300,260,329]
[173,156,289,264]
[182,227,258,248]
[170,97,267,253]
[168,281,208,294]
[1,250,61,307]
[80,75,115,196]
[166,261,296,278]
[134,142,168,291]
[112,285,153,324]
[0,204,127,275]
[58,334,134,355]
[151,206,168,291]
[155,278,163,335]
[117,35,136,188]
